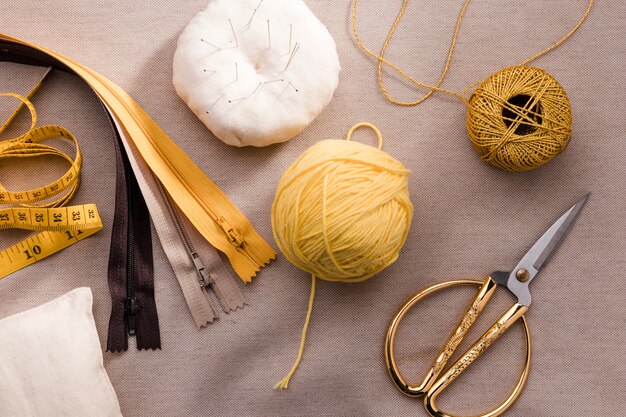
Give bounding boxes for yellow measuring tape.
[0,88,103,278]
[0,204,102,277]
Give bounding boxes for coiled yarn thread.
[467,66,572,171]
[272,123,412,389]
[273,141,412,282]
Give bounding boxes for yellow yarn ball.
[272,134,413,283]
[467,66,572,171]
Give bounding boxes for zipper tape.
[106,111,159,352]
[0,40,244,349]
[0,34,276,282]
[179,203,247,314]
[0,92,103,279]
[109,103,218,328]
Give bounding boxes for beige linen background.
[1,1,625,416]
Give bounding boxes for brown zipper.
[106,119,160,352]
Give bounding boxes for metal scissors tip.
[493,193,589,306]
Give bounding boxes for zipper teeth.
[157,180,219,293]
[126,166,135,300]
[126,167,136,336]
[156,180,195,255]
[127,220,134,300]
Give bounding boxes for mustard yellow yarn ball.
[466,66,572,171]
[272,139,413,283]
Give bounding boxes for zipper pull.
[217,216,245,247]
[126,297,139,336]
[191,252,212,289]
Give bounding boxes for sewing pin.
[200,38,222,50]
[230,78,287,104]
[206,94,225,113]
[267,20,272,49]
[251,82,263,96]
[288,24,293,54]
[264,79,284,85]
[229,19,239,47]
[288,81,299,92]
[254,79,284,95]
[235,62,239,81]
[245,0,264,29]
[282,43,300,72]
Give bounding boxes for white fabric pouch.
[0,288,123,417]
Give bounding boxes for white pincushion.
[173,0,341,147]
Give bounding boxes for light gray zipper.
[156,181,211,290]
[157,180,247,313]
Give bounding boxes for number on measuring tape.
[0,204,103,279]
[24,245,42,259]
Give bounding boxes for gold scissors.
[385,194,589,417]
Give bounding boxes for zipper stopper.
[126,297,139,336]
[191,252,211,288]
[218,216,245,247]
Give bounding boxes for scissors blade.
[494,193,589,306]
[527,193,589,273]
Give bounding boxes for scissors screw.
[515,268,530,282]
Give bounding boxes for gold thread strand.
[351,0,594,104]
[375,0,470,106]
[351,0,466,103]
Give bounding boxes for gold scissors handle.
[385,277,531,417]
